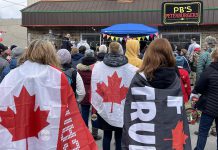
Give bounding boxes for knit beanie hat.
[11,47,25,58]
[0,43,8,52]
[10,45,17,50]
[176,56,185,67]
[194,47,201,52]
[57,49,71,65]
[85,49,95,57]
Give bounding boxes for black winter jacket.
[193,62,218,117]
[61,37,72,51]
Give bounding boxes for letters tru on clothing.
[122,73,192,150]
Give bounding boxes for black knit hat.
[0,43,8,52]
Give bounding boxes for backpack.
[63,68,77,94]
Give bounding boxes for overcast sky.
[0,0,27,18]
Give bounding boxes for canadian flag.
[0,33,3,42]
[0,61,97,150]
[91,62,137,128]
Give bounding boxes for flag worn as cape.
[91,62,137,128]
[122,73,192,150]
[0,61,97,150]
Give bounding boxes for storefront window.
[81,33,101,50]
[162,33,201,49]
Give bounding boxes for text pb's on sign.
[162,1,203,25]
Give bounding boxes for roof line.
[22,23,218,27]
[22,24,110,27]
[20,1,41,12]
[22,24,160,27]
[22,9,160,13]
[22,7,218,13]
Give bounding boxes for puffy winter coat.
[178,67,191,103]
[193,62,218,117]
[196,51,211,82]
[61,37,72,52]
[77,56,97,105]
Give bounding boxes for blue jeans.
[81,105,90,127]
[103,129,122,150]
[195,113,218,150]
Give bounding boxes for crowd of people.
[0,34,218,150]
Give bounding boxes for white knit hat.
[85,49,95,57]
[57,49,71,64]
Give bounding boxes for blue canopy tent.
[101,23,158,36]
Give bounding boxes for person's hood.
[72,53,84,61]
[103,53,128,67]
[210,62,218,71]
[125,40,142,68]
[125,40,140,58]
[81,56,97,66]
[147,67,177,89]
[9,58,17,69]
[97,52,106,61]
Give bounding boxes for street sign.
[162,1,203,25]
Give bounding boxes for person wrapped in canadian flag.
[0,40,97,150]
[91,41,138,150]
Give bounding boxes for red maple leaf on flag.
[0,86,50,145]
[164,120,189,150]
[96,71,128,113]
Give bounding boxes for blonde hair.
[211,48,218,62]
[19,40,61,68]
[71,47,79,55]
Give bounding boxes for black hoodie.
[147,67,177,89]
[193,62,218,117]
